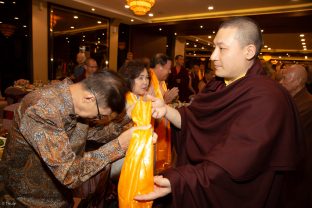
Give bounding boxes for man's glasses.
[88,87,103,120]
[88,87,118,122]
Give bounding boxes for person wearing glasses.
[0,70,148,207]
[73,58,99,83]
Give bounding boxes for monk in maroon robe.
[135,17,305,208]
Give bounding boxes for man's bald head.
[280,64,307,97]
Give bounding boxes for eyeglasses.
[88,87,103,120]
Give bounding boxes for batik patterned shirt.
[1,78,131,207]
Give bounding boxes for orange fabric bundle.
[118,99,154,208]
[149,70,172,173]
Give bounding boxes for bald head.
[220,17,263,57]
[279,64,307,97]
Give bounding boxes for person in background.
[0,70,147,207]
[197,67,215,92]
[74,58,98,83]
[135,17,305,208]
[110,59,151,178]
[279,64,312,207]
[167,55,192,102]
[71,52,86,80]
[189,62,201,94]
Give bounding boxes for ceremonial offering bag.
[118,99,154,208]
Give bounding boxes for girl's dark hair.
[81,70,129,113]
[119,59,150,91]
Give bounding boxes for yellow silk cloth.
[150,70,172,173]
[118,99,154,208]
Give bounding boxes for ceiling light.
[301,39,305,41]
[127,0,155,16]
[131,19,134,22]
[212,31,215,34]
[148,13,154,17]
[70,26,74,29]
[196,39,198,42]
[300,34,304,37]
[23,25,27,28]
[302,42,306,45]
[268,48,271,50]
[83,35,85,38]
[279,56,282,58]
[174,32,177,35]
[186,42,189,45]
[14,17,19,20]
[0,1,4,4]
[200,25,203,28]
[97,21,102,24]
[264,45,268,48]
[91,8,95,11]
[74,16,78,19]
[305,56,308,59]
[12,1,16,4]
[208,6,214,10]
[261,29,264,32]
[303,48,307,50]
[159,28,162,31]
[208,36,211,39]
[125,5,130,8]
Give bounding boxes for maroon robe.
[163,60,305,208]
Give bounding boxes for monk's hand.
[146,95,167,119]
[134,175,171,201]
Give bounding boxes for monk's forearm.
[165,105,181,128]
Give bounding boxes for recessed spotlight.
[102,33,105,36]
[305,56,308,59]
[303,48,307,50]
[91,8,95,11]
[300,34,304,37]
[0,21,2,24]
[194,44,197,47]
[261,29,264,32]
[301,39,305,41]
[66,37,68,39]
[14,17,19,20]
[148,13,154,17]
[70,26,74,29]
[159,28,162,31]
[200,25,203,29]
[166,45,168,48]
[279,56,282,58]
[264,45,268,48]
[208,36,211,39]
[97,21,102,24]
[174,32,177,36]
[186,42,189,45]
[201,46,205,49]
[125,5,130,8]
[82,39,84,42]
[12,1,16,4]
[208,6,214,10]
[196,39,198,42]
[131,19,134,22]
[83,35,85,38]
[302,42,306,45]
[0,1,4,4]
[212,31,215,34]
[268,48,271,50]
[23,25,27,28]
